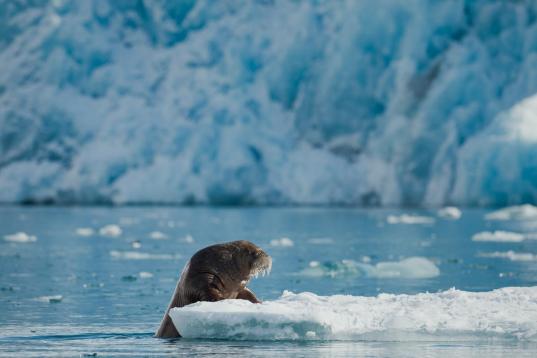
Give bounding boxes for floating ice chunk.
[472,231,526,242]
[3,232,37,243]
[35,295,63,303]
[149,231,168,240]
[131,240,142,249]
[485,205,537,221]
[170,287,537,341]
[386,215,435,224]
[437,207,462,220]
[299,257,439,279]
[270,237,294,247]
[307,237,334,245]
[99,225,122,237]
[109,250,180,260]
[181,234,194,243]
[76,228,94,236]
[139,271,154,278]
[479,251,537,262]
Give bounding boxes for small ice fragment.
[4,232,37,243]
[485,204,537,221]
[305,331,316,338]
[99,225,122,237]
[139,271,154,278]
[361,256,372,263]
[387,214,435,224]
[35,295,63,303]
[110,250,181,260]
[438,207,462,220]
[150,231,168,240]
[307,237,334,244]
[472,231,525,242]
[181,234,194,243]
[76,228,94,236]
[309,261,320,267]
[479,251,537,262]
[131,240,142,249]
[270,237,294,247]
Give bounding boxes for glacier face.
[1,0,537,205]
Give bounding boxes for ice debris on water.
[437,207,462,220]
[472,231,526,243]
[35,295,63,303]
[76,228,94,236]
[299,257,439,279]
[386,215,435,224]
[485,205,537,221]
[3,232,37,243]
[99,225,122,237]
[149,231,168,240]
[270,237,294,247]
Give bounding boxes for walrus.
[155,240,272,338]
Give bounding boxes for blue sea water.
[1,206,537,357]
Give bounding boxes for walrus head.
[187,240,272,299]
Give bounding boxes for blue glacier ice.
[1,0,537,205]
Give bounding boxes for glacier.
[1,0,537,205]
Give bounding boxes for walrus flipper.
[237,287,260,303]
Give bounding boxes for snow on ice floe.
[472,231,526,243]
[99,225,122,237]
[75,228,94,236]
[3,232,37,243]
[485,205,537,221]
[170,287,537,341]
[437,207,462,220]
[270,237,294,247]
[299,257,439,279]
[479,251,537,262]
[386,215,435,224]
[109,250,180,260]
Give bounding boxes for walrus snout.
[250,249,272,278]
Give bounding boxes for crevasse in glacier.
[1,0,537,205]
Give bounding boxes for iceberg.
[1,1,537,206]
[169,287,537,341]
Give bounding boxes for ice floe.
[139,271,154,278]
[99,225,122,237]
[109,250,180,260]
[485,205,537,221]
[270,237,294,247]
[170,286,537,341]
[479,251,537,262]
[386,215,435,224]
[3,232,37,243]
[75,228,94,236]
[149,231,168,240]
[299,257,439,279]
[437,207,462,220]
[34,295,63,303]
[472,231,526,243]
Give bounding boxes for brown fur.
[155,240,271,338]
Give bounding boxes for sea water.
[1,206,537,357]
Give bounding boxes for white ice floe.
[270,237,294,247]
[479,251,537,262]
[472,231,526,243]
[485,205,537,221]
[75,228,94,236]
[181,234,194,243]
[3,232,37,243]
[35,295,63,303]
[307,237,334,245]
[386,215,435,224]
[299,257,439,279]
[109,250,180,260]
[170,286,537,341]
[139,271,154,278]
[437,207,462,220]
[99,225,122,237]
[149,231,168,240]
